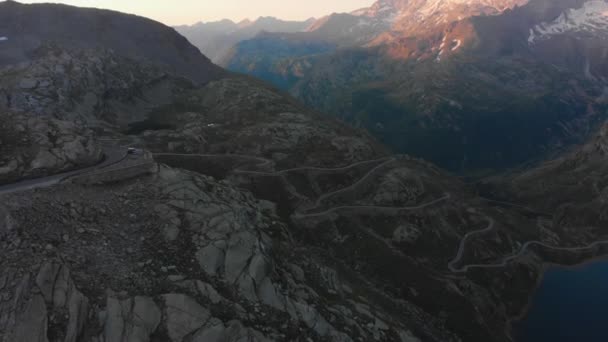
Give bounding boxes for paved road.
[0,147,126,195]
[452,237,608,273]
[480,197,552,217]
[447,217,496,272]
[6,148,602,275]
[159,153,601,273]
[448,217,608,273]
[152,153,447,219]
[310,158,396,209]
[294,193,451,219]
[152,153,389,176]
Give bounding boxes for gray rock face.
[158,167,275,303]
[1,264,87,342]
[35,263,89,342]
[0,263,272,342]
[162,294,212,342]
[101,296,161,342]
[196,244,225,276]
[191,320,271,342]
[0,48,192,126]
[0,111,101,184]
[196,281,225,304]
[13,295,48,342]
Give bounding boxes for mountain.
[175,16,315,62]
[2,2,608,342]
[223,0,608,173]
[479,120,608,257]
[489,120,608,224]
[225,0,528,59]
[528,0,608,43]
[0,0,224,84]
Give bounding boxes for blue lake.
[515,259,608,342]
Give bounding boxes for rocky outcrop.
[101,295,161,342]
[0,263,88,342]
[2,164,440,341]
[35,263,89,342]
[0,47,194,127]
[0,111,101,184]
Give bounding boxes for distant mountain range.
[219,0,608,173]
[174,17,316,62]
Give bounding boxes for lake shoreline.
[505,251,608,341]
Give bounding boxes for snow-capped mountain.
[222,0,608,173]
[303,0,527,49]
[353,0,528,33]
[529,0,608,43]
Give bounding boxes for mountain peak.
[318,0,528,48]
[237,18,253,27]
[356,0,529,25]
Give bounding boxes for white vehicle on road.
[127,147,142,155]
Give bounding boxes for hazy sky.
[17,0,374,25]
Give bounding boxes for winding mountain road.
[309,158,396,210]
[448,217,608,273]
[153,152,608,274]
[152,153,390,176]
[294,193,451,219]
[448,217,495,272]
[0,147,127,195]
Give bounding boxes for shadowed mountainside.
[175,17,315,63]
[0,0,224,84]
[223,0,608,173]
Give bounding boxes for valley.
[216,0,608,173]
[1,0,608,341]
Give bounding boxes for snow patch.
[357,18,372,27]
[439,35,447,49]
[451,39,462,51]
[529,0,608,43]
[436,49,444,62]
